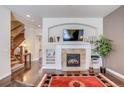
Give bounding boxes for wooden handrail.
[12,33,25,50]
[11,28,25,39]
[11,24,22,31]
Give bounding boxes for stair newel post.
[20,46,24,63]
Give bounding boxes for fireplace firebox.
[67,54,80,67]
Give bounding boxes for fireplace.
[67,54,80,67]
[55,44,91,71]
[61,48,87,71]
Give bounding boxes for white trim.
[42,66,56,69]
[0,72,11,80]
[106,68,124,80]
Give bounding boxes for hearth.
[67,54,80,67]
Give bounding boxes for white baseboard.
[106,68,124,81]
[42,66,55,70]
[0,72,11,80]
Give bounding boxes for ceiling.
[6,5,120,28]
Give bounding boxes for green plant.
[94,36,112,58]
[94,36,112,68]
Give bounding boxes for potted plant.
[94,36,112,74]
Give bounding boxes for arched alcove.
[48,23,97,43]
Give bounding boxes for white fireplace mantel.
[55,43,91,71]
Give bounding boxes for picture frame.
[46,49,55,58]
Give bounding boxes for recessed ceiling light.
[31,20,35,22]
[26,14,31,18]
[38,25,41,27]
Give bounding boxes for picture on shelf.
[46,49,55,59]
[49,37,54,42]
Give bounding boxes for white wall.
[48,23,97,43]
[42,18,103,69]
[0,6,11,80]
[25,27,42,61]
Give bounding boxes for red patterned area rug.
[49,76,104,87]
[38,73,118,87]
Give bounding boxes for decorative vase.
[57,36,60,42]
[103,67,106,74]
[89,67,94,74]
[100,66,103,73]
[100,66,106,74]
[49,37,53,42]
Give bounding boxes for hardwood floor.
[1,61,124,87]
[11,61,42,86]
[104,73,124,87]
[4,61,42,87]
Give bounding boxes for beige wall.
[0,6,11,80]
[103,6,124,75]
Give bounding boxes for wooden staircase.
[11,21,25,50]
[11,20,25,72]
[11,55,19,66]
[12,33,25,50]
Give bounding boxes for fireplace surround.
[55,43,91,71]
[62,48,86,71]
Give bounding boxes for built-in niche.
[48,23,97,43]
